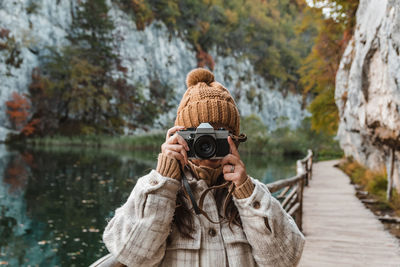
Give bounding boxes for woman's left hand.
[221,136,248,187]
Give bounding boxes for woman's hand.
[221,136,248,186]
[161,126,189,168]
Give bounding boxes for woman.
[97,68,305,267]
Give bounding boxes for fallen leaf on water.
[82,199,96,204]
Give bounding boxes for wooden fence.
[266,149,313,231]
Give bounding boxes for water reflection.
[0,144,297,266]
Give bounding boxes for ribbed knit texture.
[175,68,240,135]
[233,175,255,199]
[187,160,222,186]
[156,153,181,180]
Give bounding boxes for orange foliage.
[22,118,40,136]
[6,92,31,131]
[196,45,215,71]
[5,91,39,136]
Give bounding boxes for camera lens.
[194,135,216,159]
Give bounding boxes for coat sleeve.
[233,177,305,267]
[103,170,181,266]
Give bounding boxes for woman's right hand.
[161,126,190,168]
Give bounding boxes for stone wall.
[335,0,400,191]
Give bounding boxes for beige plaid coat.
[103,170,305,267]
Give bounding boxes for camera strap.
[181,165,201,215]
[180,165,235,224]
[230,133,247,143]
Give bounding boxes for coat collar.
[187,160,222,186]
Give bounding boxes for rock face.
[335,0,400,191]
[0,0,307,141]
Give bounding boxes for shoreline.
[5,132,343,161]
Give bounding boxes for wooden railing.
[266,149,313,231]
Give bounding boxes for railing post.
[305,160,309,186]
[296,160,304,177]
[296,175,304,231]
[296,160,305,231]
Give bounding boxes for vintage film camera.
[177,123,230,159]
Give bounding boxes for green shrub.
[367,173,387,197]
[338,157,400,215]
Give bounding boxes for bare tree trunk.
[387,148,395,201]
[393,156,400,194]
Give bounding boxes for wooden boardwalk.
[298,160,400,267]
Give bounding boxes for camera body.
[177,123,230,159]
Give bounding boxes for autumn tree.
[27,0,175,136]
[28,46,143,135]
[5,91,40,137]
[299,0,359,134]
[6,92,30,131]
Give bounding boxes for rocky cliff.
[335,0,400,191]
[0,0,308,141]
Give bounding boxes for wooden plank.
[284,193,298,212]
[288,202,300,216]
[281,186,298,208]
[298,160,400,266]
[277,186,290,200]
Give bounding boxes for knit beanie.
[175,68,240,135]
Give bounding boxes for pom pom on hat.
[186,68,215,88]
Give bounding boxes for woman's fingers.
[223,164,242,174]
[227,136,240,157]
[162,144,188,165]
[162,144,184,153]
[221,137,241,166]
[223,172,241,182]
[175,134,190,151]
[221,154,240,167]
[166,133,189,151]
[166,126,185,141]
[161,126,190,167]
[223,164,231,174]
[222,138,248,186]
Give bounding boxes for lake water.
[0,144,298,266]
